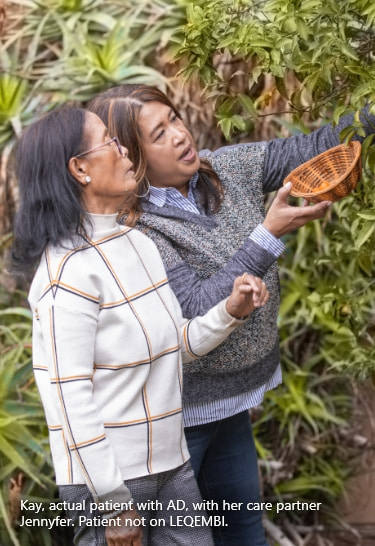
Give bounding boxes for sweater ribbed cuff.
[95,483,134,520]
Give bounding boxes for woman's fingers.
[239,274,269,307]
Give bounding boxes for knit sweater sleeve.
[144,228,277,319]
[168,292,246,363]
[262,106,375,193]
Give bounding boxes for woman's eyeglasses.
[75,137,124,158]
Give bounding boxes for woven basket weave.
[283,141,362,203]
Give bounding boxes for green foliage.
[0,74,27,145]
[254,356,352,506]
[0,75,27,125]
[0,238,57,545]
[252,117,375,515]
[42,18,167,100]
[0,306,57,546]
[0,37,44,145]
[0,0,191,148]
[173,0,375,138]
[278,156,375,380]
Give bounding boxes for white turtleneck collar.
[84,212,120,235]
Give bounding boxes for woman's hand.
[262,182,332,238]
[105,508,143,546]
[226,274,269,319]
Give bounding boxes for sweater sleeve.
[263,106,375,193]
[168,292,245,363]
[148,230,278,319]
[37,302,132,509]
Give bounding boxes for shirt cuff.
[249,224,285,257]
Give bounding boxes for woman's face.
[78,112,137,214]
[137,101,200,195]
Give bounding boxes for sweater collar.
[140,201,218,231]
[85,212,119,233]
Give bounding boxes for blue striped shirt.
[147,173,200,214]
[146,174,284,426]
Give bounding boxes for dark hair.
[11,107,89,275]
[87,84,223,225]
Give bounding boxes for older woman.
[88,84,374,546]
[11,106,268,546]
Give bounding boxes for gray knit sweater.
[135,110,374,404]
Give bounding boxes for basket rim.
[284,141,362,198]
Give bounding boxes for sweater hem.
[182,340,280,404]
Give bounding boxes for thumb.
[277,181,292,202]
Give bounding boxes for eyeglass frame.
[75,136,124,158]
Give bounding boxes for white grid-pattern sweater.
[28,214,243,506]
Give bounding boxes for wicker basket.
[283,141,362,203]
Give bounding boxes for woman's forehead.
[84,111,108,136]
[138,102,170,127]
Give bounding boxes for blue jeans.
[185,410,268,546]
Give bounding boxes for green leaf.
[299,0,323,11]
[217,117,232,140]
[248,39,273,48]
[357,210,375,221]
[237,93,257,116]
[354,221,375,249]
[344,65,370,78]
[296,18,309,41]
[339,126,357,143]
[0,308,32,320]
[0,435,43,485]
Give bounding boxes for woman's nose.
[172,126,186,144]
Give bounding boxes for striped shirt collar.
[145,172,200,214]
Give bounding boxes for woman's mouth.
[180,146,196,162]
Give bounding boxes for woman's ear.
[68,157,88,187]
